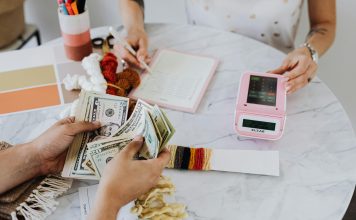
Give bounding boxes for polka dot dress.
[185,0,304,53]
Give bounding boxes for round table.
[1,24,356,220]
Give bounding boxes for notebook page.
[130,49,218,112]
[79,184,136,220]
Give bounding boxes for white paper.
[131,49,217,112]
[0,46,55,72]
[211,149,279,176]
[78,184,137,220]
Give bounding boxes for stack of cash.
[62,91,175,180]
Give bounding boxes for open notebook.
[129,49,219,113]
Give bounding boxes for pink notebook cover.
[129,49,219,113]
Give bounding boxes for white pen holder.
[58,8,92,61]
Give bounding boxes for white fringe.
[10,212,18,220]
[11,175,73,220]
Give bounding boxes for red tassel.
[100,53,119,94]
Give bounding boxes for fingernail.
[93,121,101,126]
[285,86,291,91]
[133,136,143,142]
[138,56,144,62]
[282,77,289,82]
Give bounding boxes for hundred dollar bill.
[151,105,175,150]
[86,101,176,177]
[111,100,160,159]
[82,136,132,176]
[112,99,152,137]
[87,103,175,178]
[87,135,132,151]
[110,100,175,158]
[159,107,175,150]
[82,158,96,175]
[140,110,160,158]
[62,91,129,179]
[75,94,129,174]
[87,138,132,177]
[84,135,137,176]
[83,132,135,175]
[65,96,176,179]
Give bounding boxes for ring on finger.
[121,59,127,69]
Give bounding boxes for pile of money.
[61,91,175,179]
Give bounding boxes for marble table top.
[1,24,356,220]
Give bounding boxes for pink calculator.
[234,72,287,140]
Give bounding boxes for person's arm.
[120,0,144,32]
[0,117,100,194]
[0,142,42,194]
[117,0,150,68]
[89,136,171,220]
[306,0,336,57]
[270,0,336,94]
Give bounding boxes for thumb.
[67,121,101,135]
[137,38,149,62]
[155,148,171,168]
[121,136,144,158]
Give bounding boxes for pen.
[71,2,79,15]
[60,3,69,15]
[109,26,153,74]
[77,0,86,14]
[65,2,74,15]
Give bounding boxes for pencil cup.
[58,9,92,61]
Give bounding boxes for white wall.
[295,0,356,131]
[24,0,356,130]
[23,0,187,42]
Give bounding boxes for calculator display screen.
[247,75,277,106]
[242,119,276,131]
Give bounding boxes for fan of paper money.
[61,91,175,180]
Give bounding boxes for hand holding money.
[30,117,101,175]
[88,136,170,220]
[61,91,130,179]
[62,91,175,179]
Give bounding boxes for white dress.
[185,0,304,53]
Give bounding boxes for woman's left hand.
[269,47,318,94]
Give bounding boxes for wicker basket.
[0,0,25,48]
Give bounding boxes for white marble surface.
[1,24,356,220]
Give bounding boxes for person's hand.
[96,136,170,210]
[114,28,151,69]
[31,117,101,175]
[269,46,318,94]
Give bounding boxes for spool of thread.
[166,145,212,171]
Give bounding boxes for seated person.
[117,0,336,94]
[0,117,170,220]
